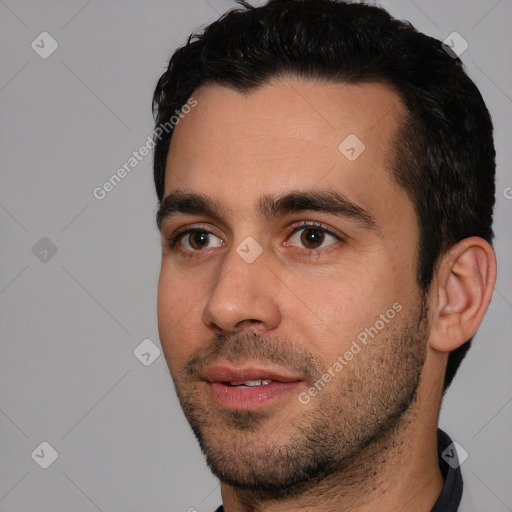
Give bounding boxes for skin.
[156,78,497,512]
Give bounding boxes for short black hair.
[152,0,495,392]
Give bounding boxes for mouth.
[224,378,273,388]
[202,363,305,410]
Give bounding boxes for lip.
[203,363,304,383]
[203,362,305,410]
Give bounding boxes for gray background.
[0,0,511,511]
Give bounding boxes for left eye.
[288,226,339,250]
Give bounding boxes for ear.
[429,237,497,352]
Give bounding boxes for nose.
[202,244,281,334]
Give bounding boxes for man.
[152,1,497,510]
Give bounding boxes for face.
[157,79,430,494]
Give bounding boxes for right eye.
[171,229,224,253]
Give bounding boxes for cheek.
[283,261,407,360]
[157,268,205,366]
[277,271,374,361]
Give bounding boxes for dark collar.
[431,428,463,511]
[214,428,463,512]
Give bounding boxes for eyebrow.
[156,190,377,233]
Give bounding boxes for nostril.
[235,319,265,332]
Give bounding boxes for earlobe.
[429,237,497,353]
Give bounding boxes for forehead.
[164,78,411,228]
[169,79,404,159]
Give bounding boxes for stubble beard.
[171,298,429,501]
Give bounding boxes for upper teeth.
[232,379,271,387]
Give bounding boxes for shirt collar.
[430,428,463,512]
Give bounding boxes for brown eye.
[300,228,325,248]
[288,226,339,250]
[180,230,223,251]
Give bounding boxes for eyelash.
[167,221,344,259]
